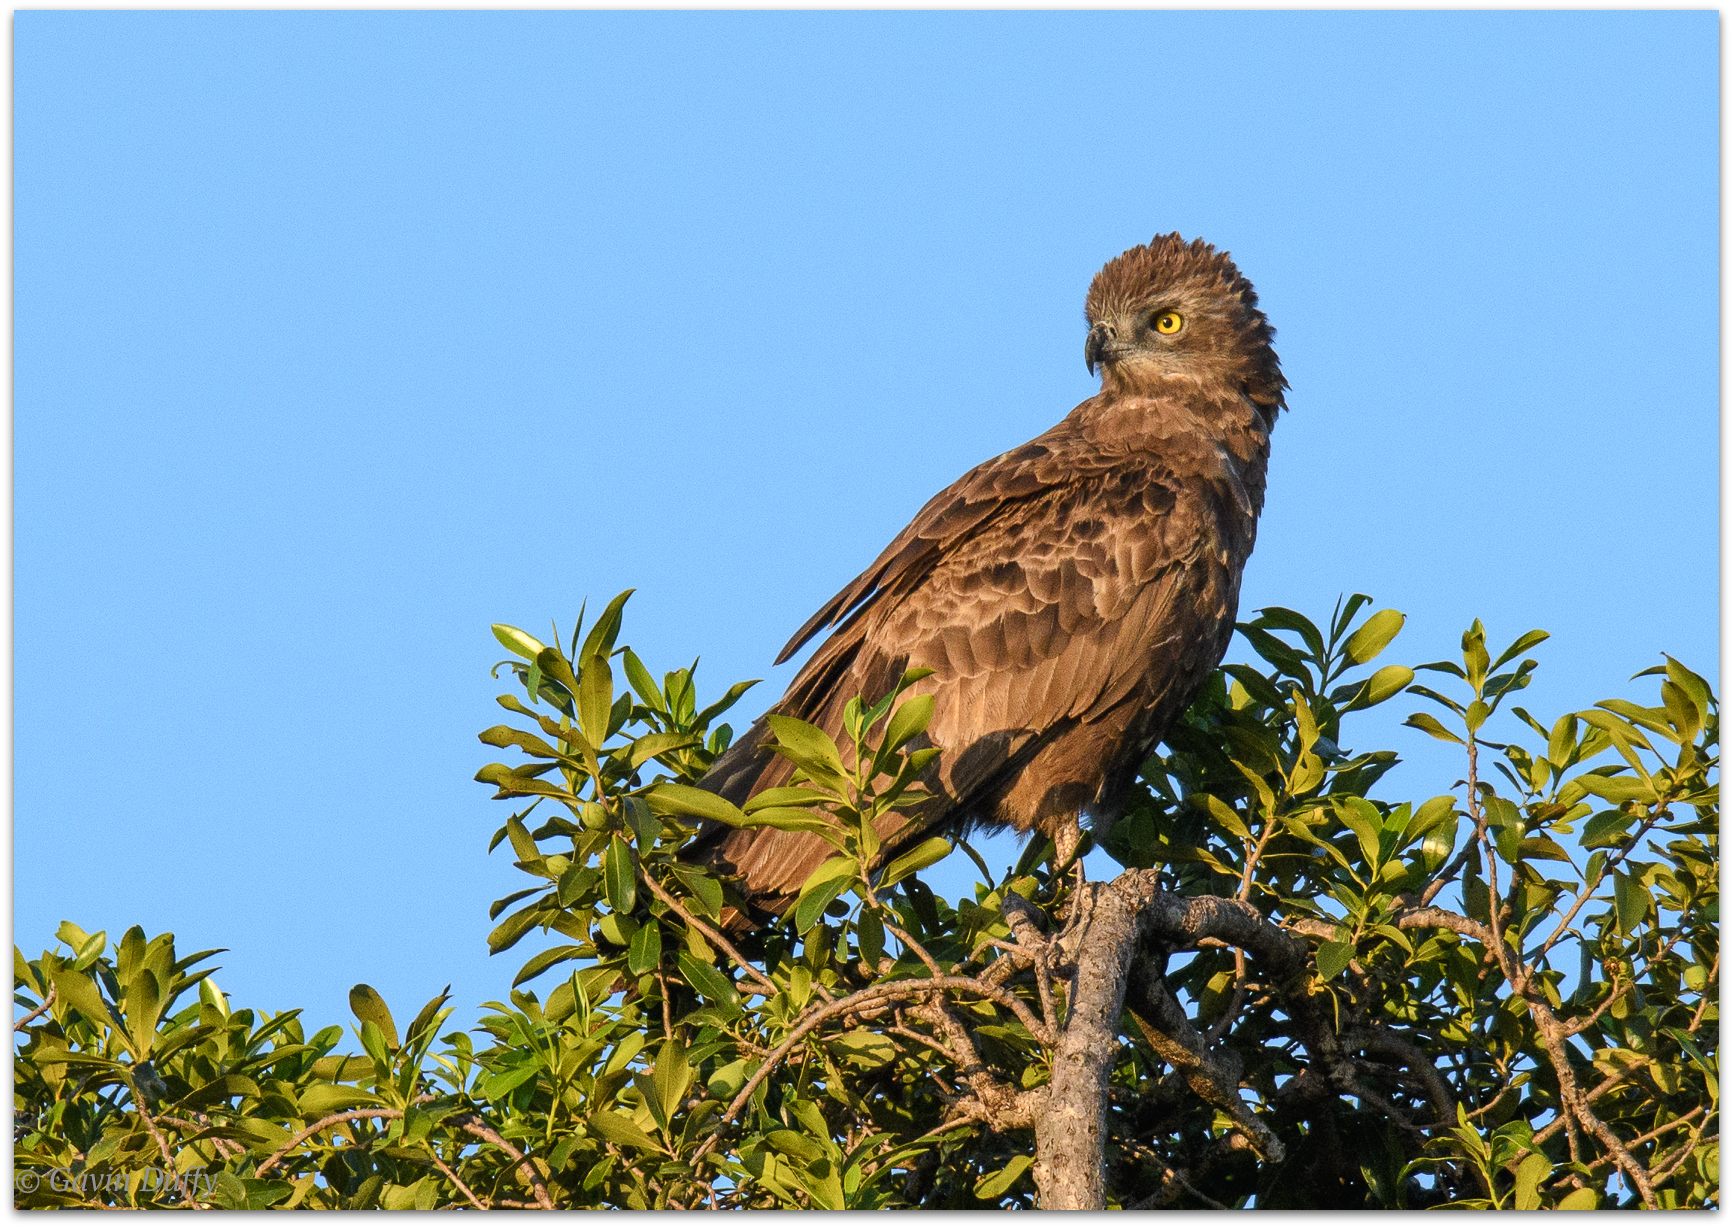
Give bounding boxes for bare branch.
[257,1107,406,1177]
[1126,978,1282,1163]
[424,1142,490,1210]
[1396,906,1498,948]
[455,1113,556,1210]
[642,870,778,999]
[696,974,1050,1165]
[14,985,56,1032]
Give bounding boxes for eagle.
[688,234,1285,922]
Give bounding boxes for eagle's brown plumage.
[690,234,1285,921]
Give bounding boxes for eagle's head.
[1083,233,1287,415]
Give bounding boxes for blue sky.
[16,11,1718,1034]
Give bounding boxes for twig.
[695,975,1048,1164]
[455,1114,556,1210]
[14,985,56,1031]
[1647,1128,1715,1186]
[656,969,674,1041]
[424,1142,490,1210]
[123,1074,201,1210]
[1561,973,1627,1038]
[257,1108,406,1176]
[1532,808,1668,963]
[155,1113,245,1161]
[883,918,945,978]
[641,871,778,998]
[1351,1026,1457,1126]
[1204,947,1249,1047]
[1619,1105,1705,1152]
[1001,892,1056,1034]
[909,996,1034,1130]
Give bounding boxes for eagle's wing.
[698,413,1245,904]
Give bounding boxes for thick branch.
[1035,876,1149,1209]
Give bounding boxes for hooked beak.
[1085,321,1116,376]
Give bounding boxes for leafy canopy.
[14,593,1717,1208]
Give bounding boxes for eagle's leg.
[1053,813,1086,889]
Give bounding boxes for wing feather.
[692,398,1265,916]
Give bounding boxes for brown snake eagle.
[688,234,1286,922]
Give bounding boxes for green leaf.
[605,834,637,915]
[1490,629,1550,674]
[1199,793,1252,842]
[1614,871,1650,934]
[1556,1187,1599,1210]
[492,624,547,662]
[1546,712,1579,769]
[1484,796,1523,864]
[1581,809,1637,851]
[1335,799,1382,866]
[627,920,663,976]
[1404,795,1458,844]
[577,653,615,749]
[799,856,858,896]
[1345,608,1405,665]
[855,909,886,971]
[579,590,634,671]
[621,646,665,713]
[348,984,400,1049]
[622,797,661,851]
[1404,712,1464,745]
[1254,606,1326,657]
[692,679,762,733]
[878,837,953,890]
[123,970,162,1059]
[879,692,935,757]
[1517,836,1573,863]
[649,783,750,827]
[765,715,850,787]
[736,807,843,835]
[1462,620,1490,691]
[1239,624,1311,678]
[975,1154,1034,1201]
[505,814,539,863]
[298,1083,385,1117]
[669,864,724,922]
[176,1072,262,1111]
[358,1019,393,1076]
[513,945,586,987]
[651,1037,692,1125]
[625,731,698,771]
[1513,1151,1550,1210]
[587,1109,663,1153]
[1316,942,1354,981]
[478,724,567,762]
[767,1128,826,1164]
[1573,773,1656,806]
[796,875,852,935]
[488,901,548,956]
[745,786,838,812]
[1343,664,1414,710]
[829,1030,896,1069]
[676,953,740,1012]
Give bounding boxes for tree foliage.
[14,593,1718,1208]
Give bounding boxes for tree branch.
[14,985,56,1032]
[455,1113,556,1210]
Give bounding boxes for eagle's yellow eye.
[1154,311,1183,335]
